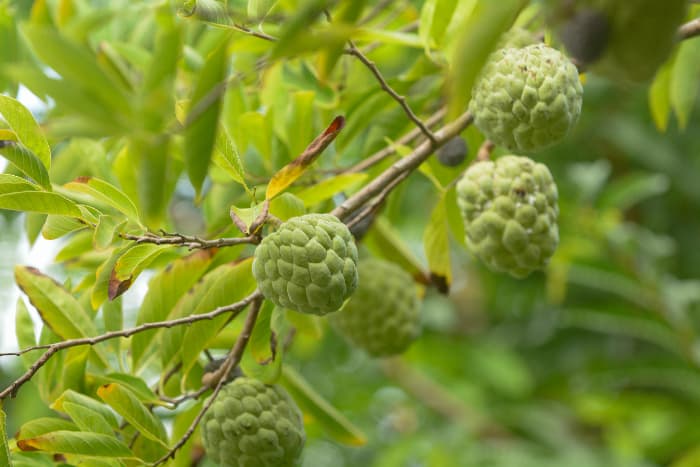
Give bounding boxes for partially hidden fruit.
[201,377,305,467]
[437,136,469,167]
[558,8,611,66]
[469,44,583,152]
[329,258,420,357]
[253,213,359,315]
[456,156,559,279]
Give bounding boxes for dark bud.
[348,210,376,241]
[437,136,468,167]
[559,8,610,66]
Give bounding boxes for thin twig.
[0,291,262,399]
[331,110,473,221]
[121,231,260,250]
[678,17,700,41]
[339,107,447,174]
[345,41,437,144]
[153,296,264,466]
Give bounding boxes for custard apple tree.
[1,1,700,466]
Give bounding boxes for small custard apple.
[201,377,305,467]
[329,258,420,357]
[469,44,583,152]
[253,213,358,315]
[456,156,559,279]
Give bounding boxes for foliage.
[0,0,699,466]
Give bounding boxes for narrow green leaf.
[16,431,135,458]
[0,173,39,192]
[423,194,452,286]
[15,299,39,370]
[60,346,90,395]
[91,247,128,309]
[0,142,51,189]
[113,244,168,283]
[184,35,229,196]
[169,402,202,467]
[14,266,100,341]
[0,191,82,217]
[247,0,276,19]
[280,366,367,446]
[62,402,114,436]
[93,215,121,250]
[649,59,673,132]
[420,0,459,52]
[240,302,283,383]
[269,192,306,221]
[447,0,526,118]
[16,418,79,440]
[63,177,140,223]
[296,174,367,207]
[131,250,214,370]
[51,390,119,429]
[364,217,426,281]
[0,401,11,467]
[0,95,50,168]
[670,37,700,129]
[97,383,168,446]
[213,128,249,191]
[90,373,160,405]
[21,25,132,121]
[42,215,87,240]
[598,172,670,211]
[176,258,257,384]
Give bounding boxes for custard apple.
[329,258,420,357]
[456,156,559,279]
[498,27,538,50]
[253,213,358,315]
[469,44,582,152]
[201,377,305,467]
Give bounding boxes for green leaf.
[63,177,140,223]
[213,128,249,191]
[269,192,306,221]
[91,247,127,309]
[598,172,670,212]
[169,403,202,467]
[364,217,426,281]
[447,0,526,118]
[240,302,283,383]
[16,431,135,458]
[97,383,168,446]
[14,266,101,343]
[649,59,673,132]
[21,25,132,124]
[419,0,459,53]
[62,402,114,436]
[296,173,367,207]
[90,373,160,405]
[175,258,257,384]
[355,28,423,48]
[247,0,276,19]
[0,191,82,217]
[51,390,119,429]
[42,215,86,240]
[423,194,452,286]
[130,250,214,370]
[184,35,230,197]
[0,142,51,189]
[0,95,50,168]
[280,366,366,446]
[670,36,700,129]
[113,243,168,283]
[16,419,79,440]
[286,90,316,161]
[0,173,40,192]
[93,215,121,250]
[0,401,11,467]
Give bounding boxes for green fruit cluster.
[456,156,559,279]
[253,214,359,315]
[201,377,305,467]
[469,44,582,152]
[329,258,421,357]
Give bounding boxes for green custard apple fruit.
[329,258,420,357]
[456,156,559,279]
[201,377,305,467]
[469,44,583,152]
[253,213,359,315]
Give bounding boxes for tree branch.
[331,110,473,221]
[121,231,260,250]
[153,296,264,466]
[678,17,700,41]
[0,291,262,399]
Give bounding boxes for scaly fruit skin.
[201,378,305,467]
[456,156,559,279]
[469,44,582,152]
[329,259,420,357]
[253,214,359,315]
